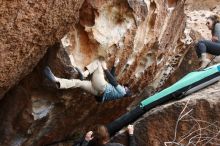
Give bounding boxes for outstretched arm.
[101,61,119,87]
[69,54,76,67]
[110,58,120,77]
[110,66,116,77]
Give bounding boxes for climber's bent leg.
[91,62,108,94]
[55,77,99,95]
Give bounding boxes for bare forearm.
[69,54,75,66]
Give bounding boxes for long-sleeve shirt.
[214,23,220,42]
[102,84,126,102]
[128,135,136,146]
[79,135,136,146]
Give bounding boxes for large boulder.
[0,0,220,146]
[0,0,84,98]
[112,81,220,146]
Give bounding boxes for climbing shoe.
[75,67,84,80]
[43,66,57,83]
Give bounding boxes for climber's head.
[92,125,110,146]
[124,86,132,97]
[207,15,219,30]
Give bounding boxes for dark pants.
[196,40,220,58]
[104,66,118,87]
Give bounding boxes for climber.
[77,125,136,146]
[43,57,132,102]
[196,15,220,69]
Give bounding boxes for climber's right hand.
[127,125,134,135]
[85,131,94,142]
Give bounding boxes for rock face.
[0,0,220,146]
[0,0,84,98]
[65,0,190,95]
[113,81,220,146]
